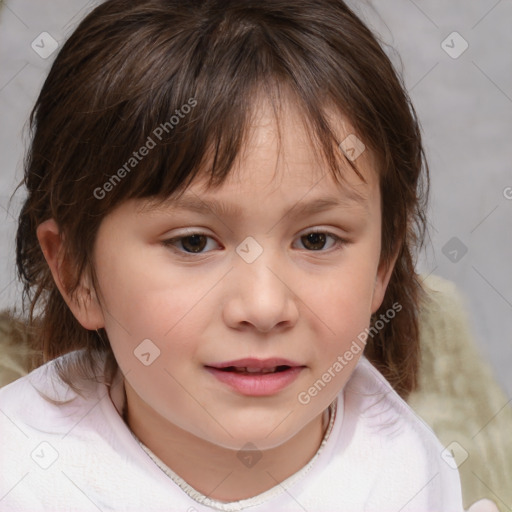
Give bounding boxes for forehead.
[142,94,379,215]
[238,93,373,177]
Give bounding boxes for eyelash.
[162,229,348,256]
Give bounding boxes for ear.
[370,251,399,314]
[36,219,105,330]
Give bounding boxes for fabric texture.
[0,349,464,511]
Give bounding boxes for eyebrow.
[145,189,368,219]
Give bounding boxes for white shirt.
[0,351,464,511]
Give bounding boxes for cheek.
[316,258,377,318]
[314,277,373,340]
[94,250,215,367]
[94,243,177,329]
[301,248,380,346]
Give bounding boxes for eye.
[294,230,345,251]
[163,229,345,255]
[163,233,220,254]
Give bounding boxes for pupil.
[303,232,326,250]
[183,235,206,253]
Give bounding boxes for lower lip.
[205,367,304,396]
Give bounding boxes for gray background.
[0,0,511,396]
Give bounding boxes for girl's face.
[92,98,392,451]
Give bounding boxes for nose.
[222,250,299,334]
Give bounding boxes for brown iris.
[181,235,208,253]
[301,232,327,250]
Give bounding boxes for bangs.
[54,1,375,215]
[123,82,365,211]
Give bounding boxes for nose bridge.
[236,242,286,302]
[224,240,298,332]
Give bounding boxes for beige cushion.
[409,275,512,511]
[0,312,37,388]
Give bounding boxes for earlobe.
[36,219,105,330]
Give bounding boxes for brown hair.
[16,0,429,400]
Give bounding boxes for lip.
[204,358,306,396]
[206,357,302,369]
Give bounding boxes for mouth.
[205,357,303,373]
[204,358,306,396]
[211,365,293,374]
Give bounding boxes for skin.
[38,96,396,501]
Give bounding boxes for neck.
[123,385,332,502]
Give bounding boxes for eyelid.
[162,227,349,256]
[294,228,348,251]
[161,229,222,257]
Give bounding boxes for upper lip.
[205,358,304,369]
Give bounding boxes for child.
[0,0,470,510]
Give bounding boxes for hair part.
[16,0,429,400]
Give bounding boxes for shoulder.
[337,356,464,509]
[0,351,113,508]
[346,356,434,440]
[345,356,447,461]
[0,351,183,510]
[0,350,101,434]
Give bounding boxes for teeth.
[246,367,275,373]
[234,366,277,373]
